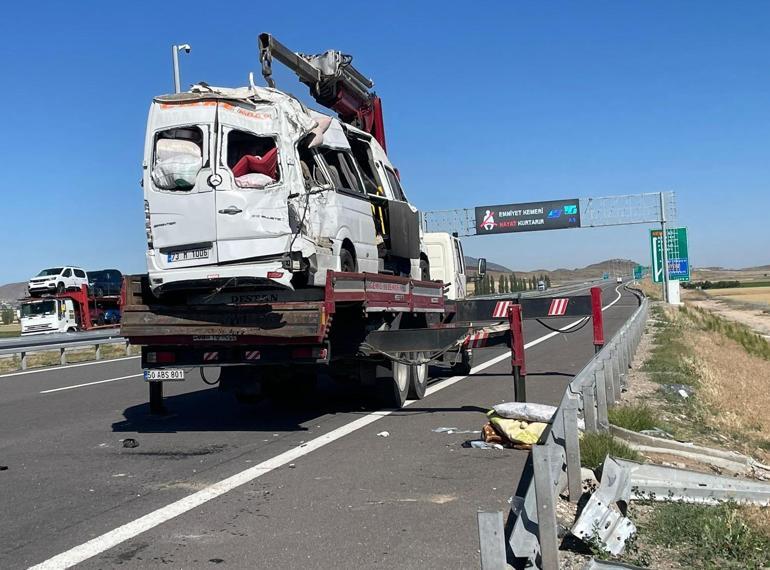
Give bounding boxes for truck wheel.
[407,352,428,400]
[451,348,473,376]
[340,248,356,273]
[56,283,65,294]
[377,360,409,408]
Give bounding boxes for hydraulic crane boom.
[258,33,387,152]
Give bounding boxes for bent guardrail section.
[478,286,648,569]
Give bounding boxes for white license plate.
[144,369,185,382]
[167,249,210,263]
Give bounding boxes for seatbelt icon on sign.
[481,210,496,231]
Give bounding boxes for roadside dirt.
[686,295,770,338]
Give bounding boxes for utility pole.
[659,191,670,303]
[171,44,191,94]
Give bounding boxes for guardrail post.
[581,383,597,433]
[95,344,102,361]
[531,444,560,570]
[563,398,582,502]
[595,363,609,428]
[60,348,66,366]
[612,350,622,395]
[603,356,616,404]
[20,351,27,371]
[508,304,527,402]
[477,511,506,570]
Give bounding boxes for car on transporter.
[27,266,89,297]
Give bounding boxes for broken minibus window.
[152,127,204,191]
[226,130,280,188]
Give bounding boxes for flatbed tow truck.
[121,34,607,413]
[122,269,484,411]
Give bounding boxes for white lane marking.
[39,374,142,394]
[30,291,626,569]
[0,355,140,380]
[603,285,623,311]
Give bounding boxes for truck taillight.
[147,351,175,364]
[144,200,154,249]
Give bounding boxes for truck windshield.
[37,268,62,277]
[22,301,56,317]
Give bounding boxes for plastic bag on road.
[493,402,557,423]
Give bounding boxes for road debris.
[488,411,547,445]
[638,427,673,439]
[376,431,390,438]
[572,456,636,556]
[573,455,770,556]
[121,438,139,449]
[493,401,557,423]
[660,383,694,399]
[431,427,478,434]
[465,440,504,450]
[0,466,8,471]
[610,425,770,478]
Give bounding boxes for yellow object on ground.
[487,411,547,444]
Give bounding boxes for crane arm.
[258,33,387,152]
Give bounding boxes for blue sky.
[1,1,768,283]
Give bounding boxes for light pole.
[659,191,670,303]
[171,44,192,93]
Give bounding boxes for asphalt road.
[0,282,639,569]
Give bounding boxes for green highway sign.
[650,227,690,283]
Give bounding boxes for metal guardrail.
[0,329,122,350]
[478,285,648,569]
[0,333,131,371]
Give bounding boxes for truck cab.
[143,86,422,297]
[21,298,78,335]
[423,232,467,300]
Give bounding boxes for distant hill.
[0,282,27,307]
[464,256,512,273]
[465,257,639,285]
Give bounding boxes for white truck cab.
[28,266,88,297]
[423,232,467,300]
[21,298,78,335]
[143,85,422,296]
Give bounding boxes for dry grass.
[706,286,770,307]
[742,506,770,540]
[0,323,21,338]
[634,277,663,301]
[653,305,770,457]
[0,342,131,374]
[687,327,770,435]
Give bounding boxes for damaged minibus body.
[143,84,422,296]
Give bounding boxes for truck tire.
[377,360,409,408]
[451,348,473,376]
[219,367,264,405]
[407,352,428,400]
[340,248,356,273]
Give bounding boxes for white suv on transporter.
[27,266,89,297]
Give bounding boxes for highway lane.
[0,282,638,569]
